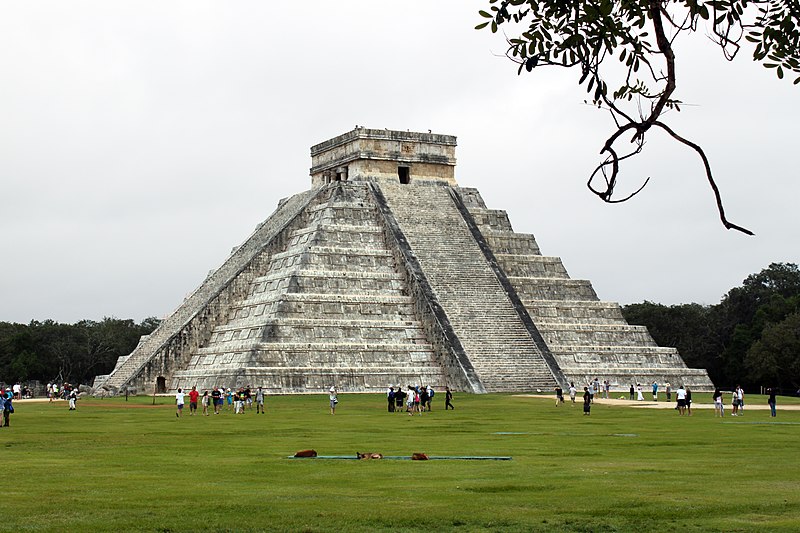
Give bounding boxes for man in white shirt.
[175,388,185,418]
[676,386,687,415]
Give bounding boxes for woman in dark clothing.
[583,387,591,416]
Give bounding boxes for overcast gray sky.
[1,1,797,324]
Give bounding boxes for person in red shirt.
[188,386,200,416]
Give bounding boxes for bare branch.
[653,121,755,235]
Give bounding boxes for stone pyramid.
[94,128,713,395]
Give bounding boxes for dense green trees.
[623,263,800,391]
[0,317,159,386]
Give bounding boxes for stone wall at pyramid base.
[170,366,446,395]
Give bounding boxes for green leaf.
[475,22,490,30]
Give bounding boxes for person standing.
[419,386,429,413]
[555,385,564,406]
[767,387,777,417]
[188,386,199,416]
[685,387,693,416]
[675,385,687,415]
[175,388,185,418]
[201,391,210,416]
[665,382,672,401]
[387,386,395,412]
[652,381,659,401]
[256,387,265,414]
[569,382,577,404]
[629,384,635,401]
[329,386,338,415]
[737,386,745,415]
[636,384,644,401]
[713,388,724,417]
[731,387,740,416]
[426,385,434,411]
[583,387,591,416]
[1,389,13,427]
[406,386,415,415]
[211,387,222,415]
[395,386,405,413]
[445,387,454,410]
[68,388,78,411]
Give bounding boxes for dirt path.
[517,394,800,410]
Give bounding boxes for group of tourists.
[385,385,454,415]
[175,386,266,418]
[4,382,32,400]
[712,385,758,417]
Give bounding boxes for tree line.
[0,317,160,387]
[622,262,800,393]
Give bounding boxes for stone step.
[523,300,627,324]
[481,231,542,256]
[507,277,599,301]
[536,324,657,347]
[494,254,569,278]
[463,207,514,232]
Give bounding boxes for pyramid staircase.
[169,183,447,392]
[458,187,713,390]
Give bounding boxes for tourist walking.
[201,391,210,416]
[555,385,564,406]
[636,384,644,401]
[685,387,693,416]
[256,387,265,414]
[175,388,185,418]
[767,387,777,417]
[583,387,591,416]
[329,386,338,415]
[652,381,658,401]
[445,387,454,410]
[713,388,724,417]
[188,386,199,416]
[211,387,222,414]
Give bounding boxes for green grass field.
[2,392,799,532]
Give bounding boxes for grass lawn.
[2,392,799,532]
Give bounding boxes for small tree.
[478,0,800,234]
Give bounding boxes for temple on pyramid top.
[93,128,713,396]
[310,127,457,187]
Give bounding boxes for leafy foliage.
[623,262,800,390]
[478,0,800,234]
[0,317,160,386]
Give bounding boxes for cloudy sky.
[1,1,797,324]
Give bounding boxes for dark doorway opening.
[156,376,167,394]
[398,166,410,184]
